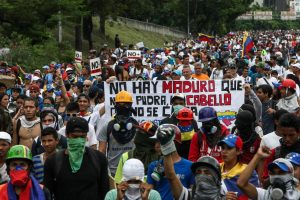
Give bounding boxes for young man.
[44,117,109,200]
[260,109,288,149]
[276,79,300,113]
[129,59,149,81]
[13,97,41,149]
[106,159,161,200]
[0,145,50,199]
[218,134,259,198]
[98,90,138,176]
[189,107,229,162]
[0,132,11,184]
[262,113,300,182]
[237,147,300,199]
[256,84,275,135]
[147,124,194,200]
[155,123,226,199]
[32,127,59,183]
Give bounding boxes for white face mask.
[42,123,56,130]
[125,184,141,200]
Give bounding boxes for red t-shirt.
[240,137,261,164]
[188,124,229,163]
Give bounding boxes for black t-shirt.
[44,148,109,200]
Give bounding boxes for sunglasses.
[83,85,91,87]
[30,90,38,93]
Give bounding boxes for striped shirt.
[32,153,45,183]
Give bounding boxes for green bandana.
[67,137,86,173]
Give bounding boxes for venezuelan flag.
[221,162,259,200]
[242,32,254,57]
[198,33,215,43]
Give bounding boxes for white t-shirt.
[180,76,195,81]
[58,124,97,147]
[129,68,149,80]
[260,131,281,149]
[256,77,278,88]
[210,68,223,80]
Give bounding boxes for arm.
[237,146,271,199]
[188,133,200,162]
[99,141,107,154]
[56,69,70,105]
[163,154,184,200]
[245,84,262,123]
[12,119,18,145]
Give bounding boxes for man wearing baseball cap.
[238,146,300,199]
[0,132,11,184]
[286,152,300,182]
[218,134,259,199]
[44,117,109,200]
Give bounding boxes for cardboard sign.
[104,80,245,128]
[126,50,141,61]
[75,51,82,63]
[90,57,101,76]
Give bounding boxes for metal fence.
[117,17,186,38]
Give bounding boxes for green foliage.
[0,32,74,71]
[233,20,300,31]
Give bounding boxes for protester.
[0,145,51,199]
[44,117,109,200]
[105,159,161,200]
[0,132,11,184]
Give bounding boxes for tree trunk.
[75,16,82,51]
[83,15,93,50]
[99,14,106,35]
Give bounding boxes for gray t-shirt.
[97,121,135,176]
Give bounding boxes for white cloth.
[210,68,223,80]
[256,77,278,88]
[0,164,9,184]
[19,116,40,128]
[260,131,281,149]
[122,159,144,181]
[58,124,97,147]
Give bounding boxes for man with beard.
[44,117,109,200]
[154,124,225,199]
[234,110,261,164]
[12,97,41,149]
[0,145,51,199]
[0,132,11,184]
[189,107,229,162]
[237,146,300,200]
[98,90,138,176]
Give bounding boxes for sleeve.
[88,124,98,146]
[248,90,262,123]
[114,153,126,184]
[43,155,55,196]
[178,187,191,200]
[99,153,110,200]
[149,190,162,200]
[262,149,275,181]
[188,133,200,162]
[104,189,117,200]
[97,121,109,142]
[146,162,156,185]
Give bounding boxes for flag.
[242,31,254,57]
[198,33,215,43]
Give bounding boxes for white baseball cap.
[291,63,300,69]
[0,132,11,144]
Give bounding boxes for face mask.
[269,174,294,200]
[202,122,218,135]
[115,104,132,117]
[193,174,221,200]
[125,184,141,200]
[173,105,184,116]
[9,166,30,187]
[42,123,56,130]
[67,137,86,173]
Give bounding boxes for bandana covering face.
[193,174,222,200]
[67,137,86,173]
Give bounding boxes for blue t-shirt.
[45,73,53,85]
[147,158,194,200]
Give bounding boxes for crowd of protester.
[1,30,300,199]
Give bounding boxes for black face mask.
[115,104,132,117]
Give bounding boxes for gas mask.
[151,161,165,182]
[201,121,218,135]
[269,174,296,200]
[112,115,137,145]
[113,115,133,132]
